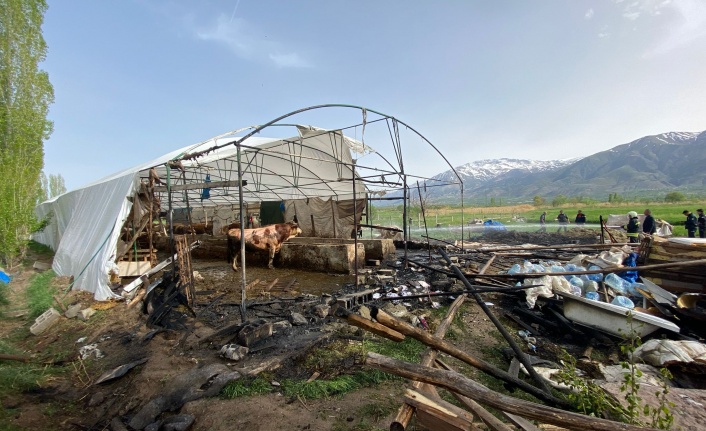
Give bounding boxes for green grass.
[226,337,427,402]
[0,340,51,398]
[26,240,54,257]
[0,280,8,306]
[26,270,57,319]
[0,407,24,431]
[221,376,273,398]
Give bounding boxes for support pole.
[416,181,431,262]
[237,145,247,322]
[352,159,359,289]
[402,175,408,268]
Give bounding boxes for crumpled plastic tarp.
[631,339,706,367]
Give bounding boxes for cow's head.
[288,222,302,237]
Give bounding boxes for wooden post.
[367,352,660,431]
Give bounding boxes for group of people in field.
[537,208,706,241]
[537,209,587,233]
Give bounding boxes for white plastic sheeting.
[33,127,369,300]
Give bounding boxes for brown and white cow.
[226,221,302,271]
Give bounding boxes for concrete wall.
[279,242,365,274]
[287,237,395,261]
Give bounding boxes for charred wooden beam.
[367,352,661,431]
[369,307,568,408]
[333,307,405,342]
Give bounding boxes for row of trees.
[0,0,54,266]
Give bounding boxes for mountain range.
[410,130,706,204]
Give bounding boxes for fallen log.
[369,307,568,408]
[0,354,31,363]
[333,307,405,342]
[367,352,660,431]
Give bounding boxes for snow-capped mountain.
[388,130,706,204]
[442,158,577,182]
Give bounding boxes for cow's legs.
[231,251,240,272]
[267,245,275,269]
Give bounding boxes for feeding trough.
[557,291,680,337]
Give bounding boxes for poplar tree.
[0,0,54,266]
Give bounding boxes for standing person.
[575,210,586,225]
[557,210,569,232]
[683,210,698,238]
[538,211,547,232]
[697,209,706,238]
[642,209,656,235]
[623,211,640,243]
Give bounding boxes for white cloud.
[623,11,641,20]
[585,8,595,19]
[643,0,706,56]
[194,13,313,68]
[619,0,673,19]
[269,53,311,69]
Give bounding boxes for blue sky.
[42,0,706,191]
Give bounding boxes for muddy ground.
[1,227,702,430]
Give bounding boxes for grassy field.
[367,202,704,239]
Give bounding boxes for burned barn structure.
[33,105,463,301]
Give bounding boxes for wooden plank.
[118,261,152,277]
[153,180,243,192]
[503,412,543,431]
[123,240,201,293]
[403,389,478,431]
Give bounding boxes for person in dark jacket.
[622,211,640,243]
[538,211,547,232]
[697,209,706,238]
[557,210,569,232]
[574,210,586,225]
[683,210,698,238]
[642,209,656,235]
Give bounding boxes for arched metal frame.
[155,105,465,321]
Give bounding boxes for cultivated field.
[368,202,705,238]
